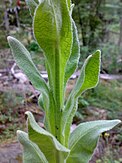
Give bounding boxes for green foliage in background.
[72,0,122,73]
[7,0,121,162]
[78,80,122,120]
[0,91,24,140]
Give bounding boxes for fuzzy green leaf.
[65,20,80,85]
[7,36,49,98]
[34,0,72,110]
[26,111,70,163]
[67,120,121,163]
[73,50,101,98]
[17,130,48,163]
[67,0,71,9]
[68,50,101,104]
[61,50,101,146]
[34,0,73,141]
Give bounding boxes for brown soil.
[0,141,22,163]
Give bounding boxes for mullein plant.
[7,0,121,162]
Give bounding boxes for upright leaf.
[34,0,72,110]
[64,20,80,86]
[7,36,49,98]
[61,50,101,146]
[17,130,48,163]
[73,50,101,98]
[26,111,70,163]
[67,120,121,163]
[34,0,73,141]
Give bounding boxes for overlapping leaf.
[17,130,48,163]
[26,111,70,163]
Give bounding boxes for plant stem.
[56,151,65,163]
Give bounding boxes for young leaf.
[26,111,70,163]
[64,20,80,86]
[7,36,49,98]
[67,120,121,163]
[17,130,48,163]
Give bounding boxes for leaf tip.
[7,36,17,45]
[25,111,34,123]
[114,119,121,125]
[7,36,12,43]
[96,49,101,54]
[92,50,101,58]
[25,111,30,115]
[17,130,23,139]
[17,130,21,134]
[17,130,24,136]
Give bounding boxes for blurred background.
[0,0,122,162]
